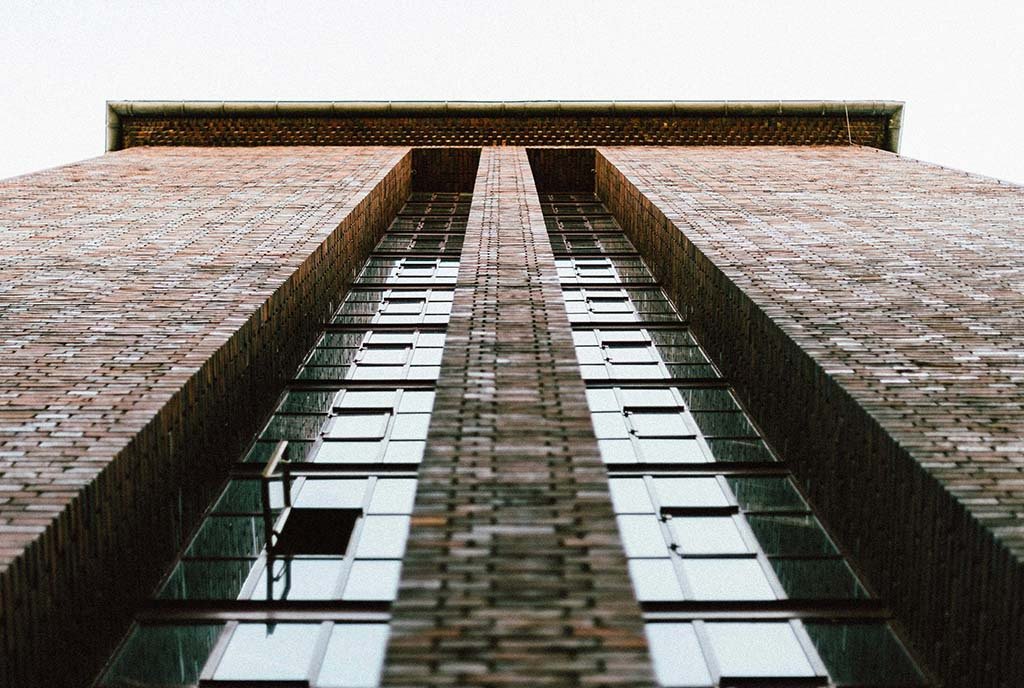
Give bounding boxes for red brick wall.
[0,146,410,686]
[597,146,1024,687]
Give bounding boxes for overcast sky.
[2,1,1022,184]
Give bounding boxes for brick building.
[1,101,1021,687]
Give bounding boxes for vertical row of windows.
[97,191,471,688]
[540,193,926,688]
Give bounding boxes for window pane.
[619,387,677,408]
[295,479,367,509]
[354,515,411,558]
[668,516,749,554]
[804,622,926,686]
[360,348,409,365]
[185,516,264,558]
[410,348,443,366]
[390,413,431,440]
[607,478,654,514]
[279,390,335,414]
[598,439,638,464]
[652,477,729,509]
[398,390,436,413]
[250,558,346,600]
[367,332,414,345]
[343,560,402,601]
[417,333,446,347]
[690,411,757,437]
[605,346,655,363]
[746,515,837,556]
[628,559,684,601]
[315,440,384,463]
[679,388,738,411]
[682,559,776,601]
[573,331,599,346]
[607,363,664,379]
[629,412,690,437]
[369,479,418,514]
[725,477,807,512]
[591,412,630,439]
[383,440,426,463]
[576,347,605,365]
[336,390,398,409]
[214,479,283,514]
[637,438,707,463]
[585,388,619,412]
[99,623,223,687]
[706,438,775,462]
[644,623,713,687]
[261,414,325,442]
[600,329,647,343]
[318,624,389,688]
[617,515,668,558]
[770,559,868,600]
[157,559,254,600]
[214,623,320,681]
[327,414,390,440]
[705,622,816,678]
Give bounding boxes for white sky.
[2,0,1023,184]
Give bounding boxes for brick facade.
[384,148,652,687]
[596,146,1024,687]
[2,100,1022,687]
[0,146,410,686]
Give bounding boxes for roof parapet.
[105,100,905,153]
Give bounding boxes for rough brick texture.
[118,113,890,150]
[527,148,597,193]
[0,146,410,687]
[384,148,653,687]
[412,148,482,192]
[596,146,1024,687]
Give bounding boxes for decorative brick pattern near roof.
[107,100,903,151]
[118,114,890,150]
[596,145,1024,687]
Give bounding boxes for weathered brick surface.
[118,113,890,150]
[384,148,653,687]
[0,146,410,687]
[597,146,1024,687]
[412,148,482,192]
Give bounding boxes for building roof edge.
[105,100,905,153]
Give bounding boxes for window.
[106,190,463,686]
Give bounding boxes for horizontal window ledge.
[570,320,691,330]
[285,379,437,392]
[369,250,463,258]
[135,604,391,623]
[345,282,460,291]
[553,251,641,259]
[321,322,448,333]
[585,377,727,388]
[231,462,422,476]
[607,463,791,476]
[641,599,889,619]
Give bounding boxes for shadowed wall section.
[596,146,1024,687]
[0,147,411,687]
